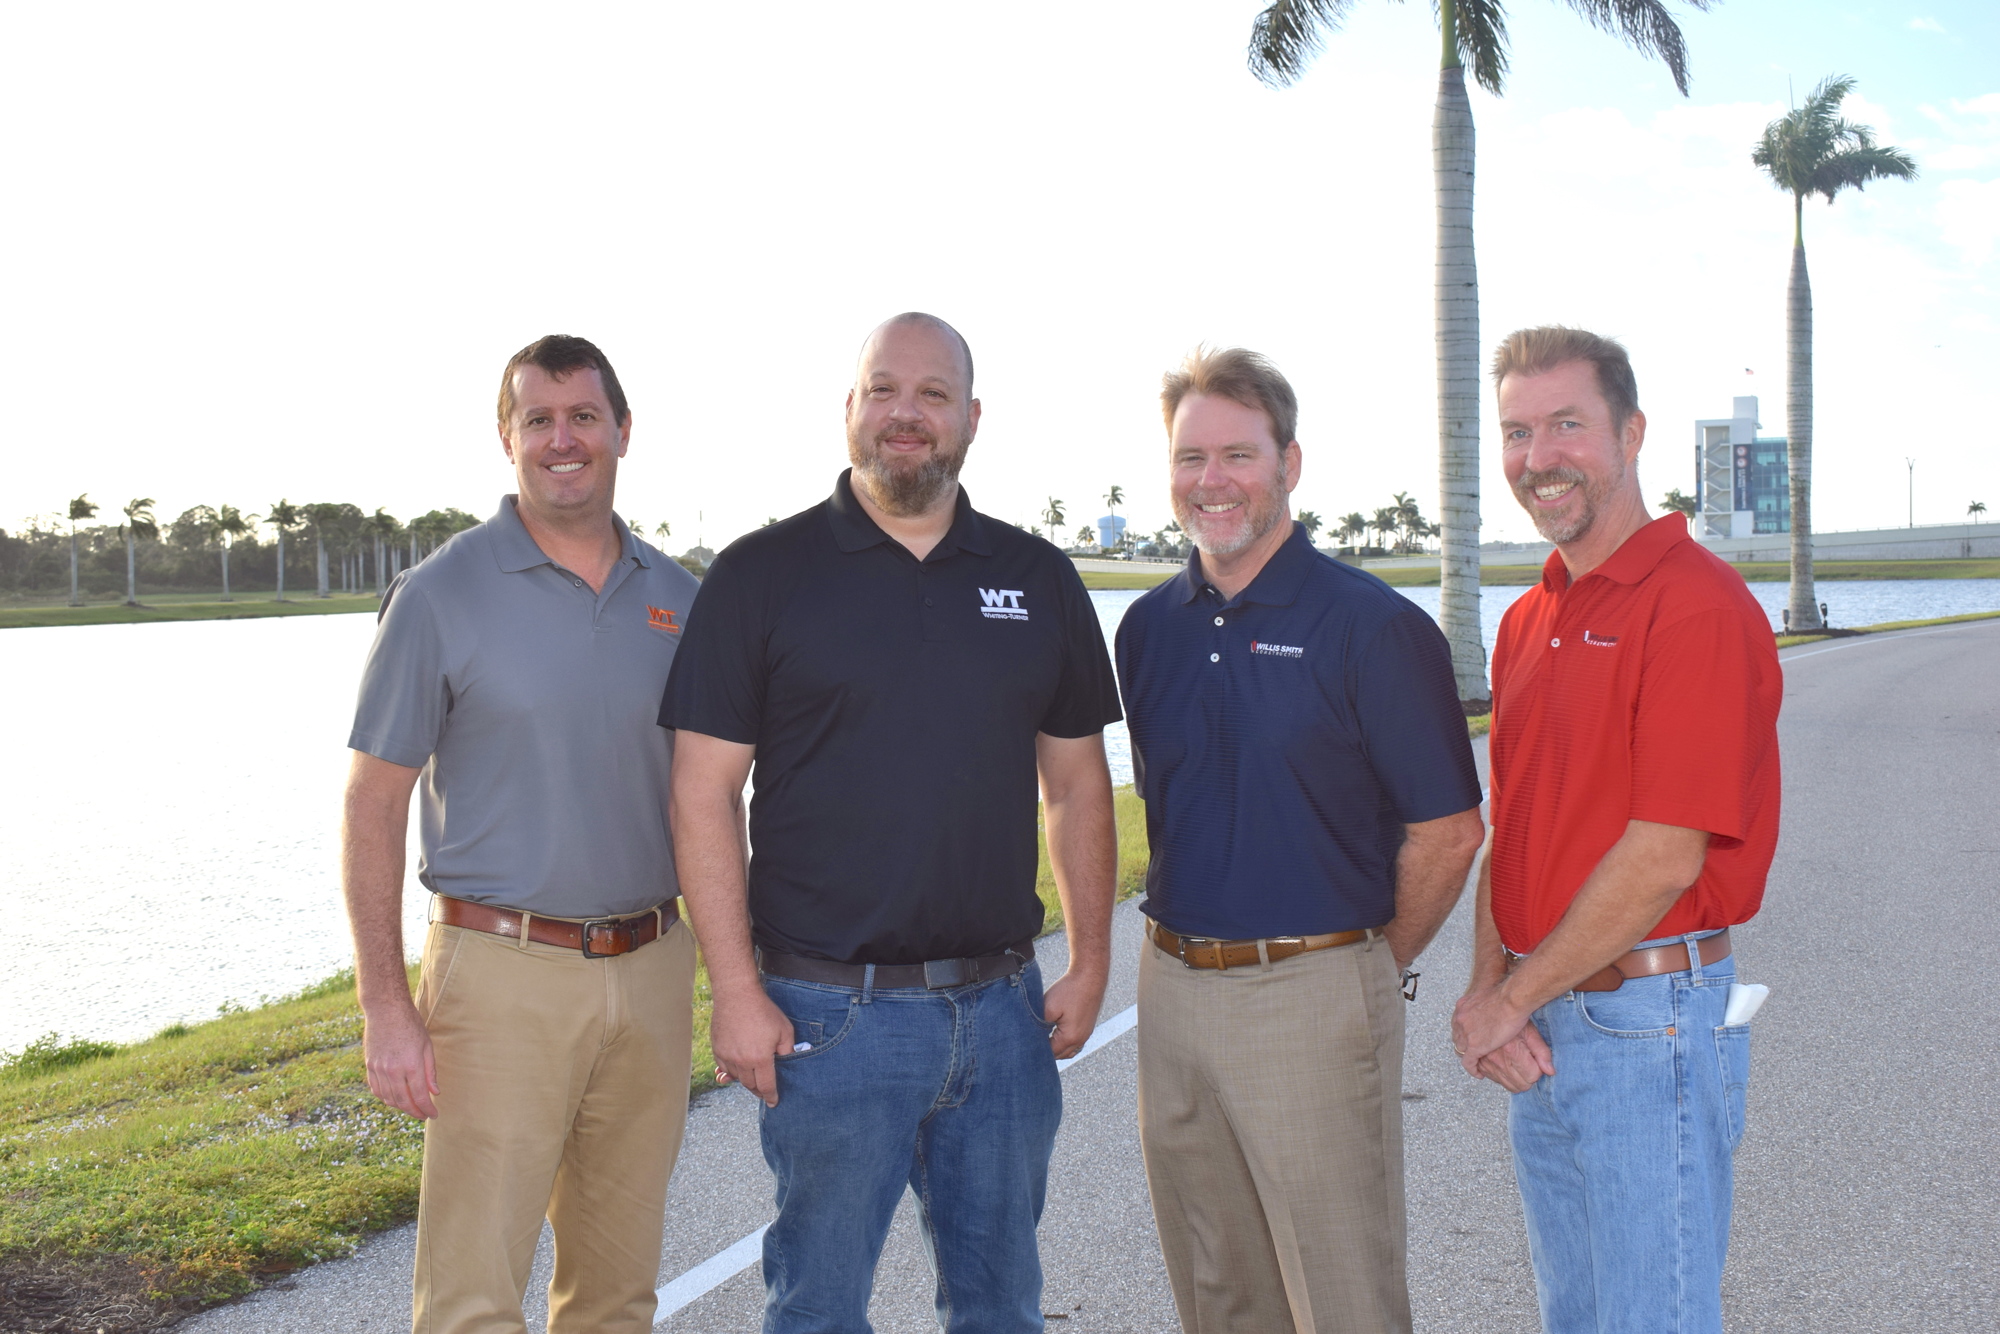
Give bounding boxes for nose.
[1520,426,1565,474]
[885,392,922,422]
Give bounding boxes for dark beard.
[848,429,967,517]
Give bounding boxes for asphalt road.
[185,618,2000,1332]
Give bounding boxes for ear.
[498,422,516,464]
[1282,440,1303,494]
[617,413,632,458]
[1623,409,1647,465]
[966,397,981,442]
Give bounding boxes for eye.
[527,414,551,427]
[923,389,946,400]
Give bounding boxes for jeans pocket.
[1015,961,1050,1028]
[1714,1023,1750,1148]
[766,980,859,1062]
[1574,976,1677,1037]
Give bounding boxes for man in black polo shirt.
[663,312,1121,1332]
[1117,347,1485,1333]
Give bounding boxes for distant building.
[1096,514,1127,549]
[1694,396,1789,538]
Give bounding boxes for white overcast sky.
[4,1,1994,550]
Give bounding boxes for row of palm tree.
[1243,2,1917,692]
[53,496,479,605]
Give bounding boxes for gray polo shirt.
[348,495,701,917]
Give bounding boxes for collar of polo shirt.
[1539,512,1690,594]
[825,469,994,560]
[487,495,651,574]
[1176,519,1317,608]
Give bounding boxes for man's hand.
[362,994,439,1119]
[1451,979,1542,1079]
[1040,963,1107,1059]
[709,984,794,1107]
[1474,1025,1556,1093]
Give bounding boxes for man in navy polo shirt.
[664,313,1121,1331]
[1117,347,1485,1333]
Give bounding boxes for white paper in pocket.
[1722,983,1769,1027]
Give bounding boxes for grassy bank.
[0,788,1155,1312]
[1369,556,2000,587]
[1775,607,2000,648]
[0,591,380,629]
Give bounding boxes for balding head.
[856,312,974,394]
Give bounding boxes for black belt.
[759,941,1034,990]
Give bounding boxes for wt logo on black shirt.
[978,589,1029,621]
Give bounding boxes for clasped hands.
[1450,979,1556,1094]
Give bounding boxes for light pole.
[1905,457,1915,528]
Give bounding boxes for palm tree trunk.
[315,534,330,598]
[1784,193,1820,631]
[69,530,81,606]
[1434,28,1487,706]
[276,531,286,601]
[221,544,232,601]
[124,532,138,605]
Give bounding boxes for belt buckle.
[580,918,636,959]
[923,957,973,989]
[1173,934,1217,970]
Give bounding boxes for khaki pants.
[411,916,697,1334]
[1137,930,1410,1334]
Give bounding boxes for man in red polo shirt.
[1451,327,1782,1334]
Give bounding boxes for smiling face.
[1169,392,1300,558]
[500,364,629,521]
[844,319,980,518]
[1498,360,1647,549]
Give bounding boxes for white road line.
[1781,619,1999,662]
[653,1001,1143,1323]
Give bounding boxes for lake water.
[6,575,1997,1051]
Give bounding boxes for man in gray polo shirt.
[343,334,701,1334]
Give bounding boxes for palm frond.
[1558,0,1698,95]
[1248,0,1358,88]
[1809,145,1919,200]
[1449,0,1511,94]
[1751,74,1916,202]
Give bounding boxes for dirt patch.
[0,1252,201,1334]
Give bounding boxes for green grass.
[1367,556,2000,587]
[0,592,380,629]
[1774,607,2000,649]
[1076,568,1178,590]
[0,788,1154,1305]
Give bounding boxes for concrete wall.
[1352,522,2000,574]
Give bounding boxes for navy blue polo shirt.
[1115,522,1481,939]
[660,471,1122,965]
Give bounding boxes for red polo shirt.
[1488,514,1782,952]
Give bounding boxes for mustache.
[1514,466,1587,493]
[871,426,938,450]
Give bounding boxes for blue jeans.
[1509,942,1750,1334]
[757,961,1062,1334]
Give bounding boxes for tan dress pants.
[1137,929,1411,1334]
[411,916,697,1334]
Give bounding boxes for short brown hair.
[1160,346,1298,447]
[497,334,630,431]
[1489,326,1639,426]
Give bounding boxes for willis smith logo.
[1250,641,1304,658]
[978,589,1029,621]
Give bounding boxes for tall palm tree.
[368,509,400,593]
[1338,511,1368,548]
[300,503,345,599]
[1042,497,1067,543]
[1970,501,1987,524]
[1248,0,1705,704]
[1371,506,1401,552]
[266,500,301,601]
[66,494,98,606]
[1298,510,1323,543]
[214,505,254,600]
[1104,485,1124,515]
[1752,76,1917,633]
[117,498,159,606]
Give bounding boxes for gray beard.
[1514,462,1619,545]
[848,433,967,517]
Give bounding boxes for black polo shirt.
[660,470,1121,965]
[1115,522,1481,940]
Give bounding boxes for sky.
[3,1,1994,552]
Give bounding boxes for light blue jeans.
[1509,940,1750,1334]
[757,961,1062,1334]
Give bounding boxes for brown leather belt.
[434,895,678,958]
[1151,921,1371,971]
[1508,929,1733,993]
[758,941,1034,990]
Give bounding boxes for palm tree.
[214,505,254,600]
[1298,510,1323,544]
[300,502,347,599]
[1104,485,1124,517]
[1753,76,1916,633]
[1371,506,1400,552]
[1661,487,1697,519]
[654,520,673,547]
[1338,512,1368,548]
[1969,501,1986,523]
[66,494,98,606]
[1076,523,1099,549]
[266,500,301,601]
[1248,0,1704,704]
[367,509,400,593]
[117,498,159,606]
[1042,497,1067,542]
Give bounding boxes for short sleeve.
[1629,606,1779,845]
[348,577,450,769]
[1350,608,1483,823]
[1037,565,1123,739]
[659,552,768,744]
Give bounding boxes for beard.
[1513,459,1622,545]
[847,420,970,517]
[1173,476,1290,558]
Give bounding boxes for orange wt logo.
[646,605,680,633]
